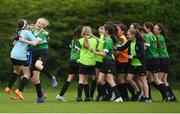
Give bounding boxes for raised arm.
[19,37,42,46]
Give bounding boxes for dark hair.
[13,19,28,40]
[155,23,168,49]
[137,26,147,34]
[131,23,140,29]
[73,25,83,41]
[104,24,116,43]
[144,22,154,32]
[128,29,143,41]
[156,23,168,39]
[104,21,118,43]
[117,23,127,35]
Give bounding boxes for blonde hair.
[81,26,92,37]
[36,18,49,27]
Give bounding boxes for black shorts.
[116,62,129,74]
[159,58,170,73]
[11,58,29,66]
[128,65,146,76]
[145,58,159,73]
[79,63,95,75]
[31,49,48,70]
[68,60,79,75]
[100,59,116,74]
[95,61,102,69]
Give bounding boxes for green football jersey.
[157,34,169,58]
[103,37,114,60]
[144,32,159,58]
[69,40,80,60]
[31,28,48,50]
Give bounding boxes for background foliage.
[0,0,180,84]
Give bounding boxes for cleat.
[113,97,123,102]
[15,89,24,100]
[4,87,12,94]
[36,97,44,103]
[136,91,143,101]
[110,92,116,101]
[51,76,58,87]
[56,95,66,102]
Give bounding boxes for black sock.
[148,83,152,99]
[102,84,107,96]
[166,85,175,97]
[90,80,97,98]
[105,82,112,96]
[98,83,106,96]
[112,85,120,98]
[59,81,70,96]
[127,83,136,97]
[161,84,171,97]
[96,84,101,96]
[118,83,129,99]
[42,68,53,80]
[156,83,168,99]
[8,72,18,88]
[35,83,42,98]
[77,83,84,98]
[84,84,90,98]
[19,77,28,91]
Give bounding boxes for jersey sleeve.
[26,31,36,41]
[103,40,109,53]
[76,40,82,49]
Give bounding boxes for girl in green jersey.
[154,23,176,101]
[144,22,171,101]
[56,26,83,102]
[93,24,123,102]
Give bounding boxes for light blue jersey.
[11,30,36,60]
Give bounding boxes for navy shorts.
[95,61,102,69]
[159,58,170,73]
[100,59,116,74]
[68,60,79,75]
[31,49,48,70]
[116,62,129,74]
[11,58,29,66]
[145,58,159,73]
[128,65,146,76]
[79,63,95,75]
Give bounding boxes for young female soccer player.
[154,23,176,101]
[4,19,42,100]
[93,24,123,102]
[144,22,171,101]
[115,23,129,101]
[76,26,97,101]
[91,26,106,101]
[116,29,150,102]
[29,18,57,88]
[56,26,83,102]
[129,23,140,30]
[30,18,54,103]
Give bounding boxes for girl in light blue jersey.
[4,19,41,100]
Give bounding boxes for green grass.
[0,84,179,113]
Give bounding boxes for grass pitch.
[0,84,179,113]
